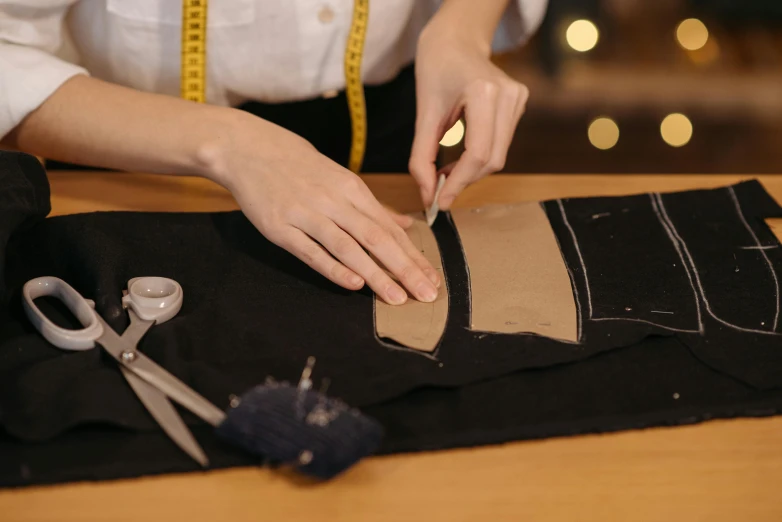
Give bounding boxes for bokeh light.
[687,36,720,66]
[566,20,599,52]
[588,117,620,150]
[440,120,465,147]
[660,113,693,147]
[676,19,709,51]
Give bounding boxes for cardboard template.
[451,202,578,342]
[375,214,448,352]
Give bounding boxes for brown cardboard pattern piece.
[451,202,579,342]
[375,214,448,352]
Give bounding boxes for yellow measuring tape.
[180,0,369,172]
[343,0,369,173]
[180,0,207,103]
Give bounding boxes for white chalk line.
[655,191,781,336]
[650,193,705,333]
[728,186,780,331]
[565,264,583,343]
[590,317,700,333]
[559,197,702,334]
[549,201,583,342]
[447,211,474,335]
[557,199,593,319]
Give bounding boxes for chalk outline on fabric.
[654,190,781,336]
[557,199,593,319]
[727,186,780,331]
[557,197,701,333]
[589,316,699,333]
[648,193,704,333]
[557,239,584,343]
[548,202,583,341]
[447,211,475,338]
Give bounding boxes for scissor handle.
[121,277,183,324]
[22,277,103,351]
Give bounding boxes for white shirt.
[0,0,547,139]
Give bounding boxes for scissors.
[22,276,227,467]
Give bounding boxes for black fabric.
[549,194,701,331]
[0,153,50,322]
[5,336,782,486]
[2,151,782,487]
[657,186,782,389]
[46,65,418,173]
[543,185,782,389]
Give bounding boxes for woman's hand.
[8,76,438,305]
[211,112,441,305]
[409,3,529,210]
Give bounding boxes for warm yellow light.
[676,18,709,51]
[440,120,465,147]
[566,20,599,52]
[660,113,693,147]
[588,117,619,150]
[687,36,720,65]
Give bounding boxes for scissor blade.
[130,360,227,427]
[94,316,227,427]
[121,366,209,467]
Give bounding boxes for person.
[0,0,546,305]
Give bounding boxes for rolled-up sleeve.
[0,1,87,139]
[492,0,549,52]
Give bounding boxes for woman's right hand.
[206,110,441,305]
[6,75,437,305]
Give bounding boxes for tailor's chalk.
[426,174,446,227]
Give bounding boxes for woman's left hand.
[409,17,529,210]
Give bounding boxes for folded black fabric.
[1,151,781,487]
[4,335,782,486]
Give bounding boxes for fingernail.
[416,282,438,303]
[440,196,455,210]
[425,268,441,288]
[387,285,407,305]
[348,274,364,287]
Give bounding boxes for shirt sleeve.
[0,1,87,139]
[492,0,549,53]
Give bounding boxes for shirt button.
[318,5,335,24]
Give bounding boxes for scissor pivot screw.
[121,350,138,363]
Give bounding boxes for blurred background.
[441,0,782,174]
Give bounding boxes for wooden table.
[3,172,782,522]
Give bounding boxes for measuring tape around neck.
[343,0,369,173]
[180,0,207,103]
[180,0,369,173]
